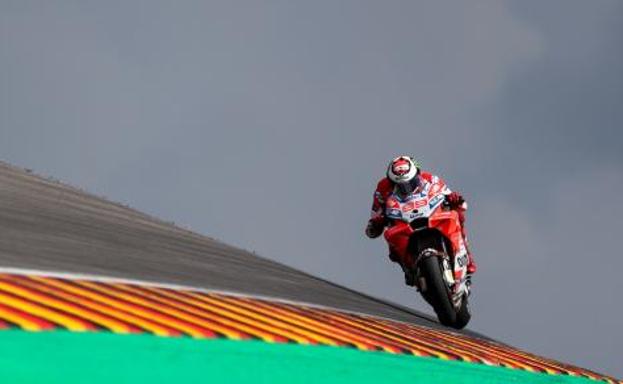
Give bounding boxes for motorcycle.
[383,179,471,329]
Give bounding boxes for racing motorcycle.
[383,179,471,329]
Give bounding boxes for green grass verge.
[0,330,599,383]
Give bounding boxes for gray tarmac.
[0,161,485,336]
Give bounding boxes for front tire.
[419,256,456,326]
[454,295,471,329]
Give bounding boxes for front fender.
[429,209,465,257]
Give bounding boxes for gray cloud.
[1,0,621,377]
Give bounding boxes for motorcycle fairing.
[385,181,447,223]
[383,179,468,282]
[429,209,468,282]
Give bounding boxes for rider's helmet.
[387,156,421,197]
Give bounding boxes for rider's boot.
[467,253,477,276]
[389,251,415,286]
[466,253,476,292]
[401,263,416,286]
[458,213,476,278]
[464,240,476,277]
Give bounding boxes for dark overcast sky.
[1,0,622,378]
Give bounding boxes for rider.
[365,155,477,283]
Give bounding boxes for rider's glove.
[365,219,384,239]
[445,192,465,209]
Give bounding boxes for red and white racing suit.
[368,172,477,274]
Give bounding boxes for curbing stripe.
[0,272,619,384]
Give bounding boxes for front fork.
[416,248,470,309]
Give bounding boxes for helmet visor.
[396,176,421,197]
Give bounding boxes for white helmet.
[387,156,421,196]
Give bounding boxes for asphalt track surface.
[0,161,480,335]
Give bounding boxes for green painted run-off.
[0,330,601,383]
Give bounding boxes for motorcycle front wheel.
[454,294,471,329]
[419,256,457,327]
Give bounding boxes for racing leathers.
[366,172,477,276]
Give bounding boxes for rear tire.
[419,256,456,326]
